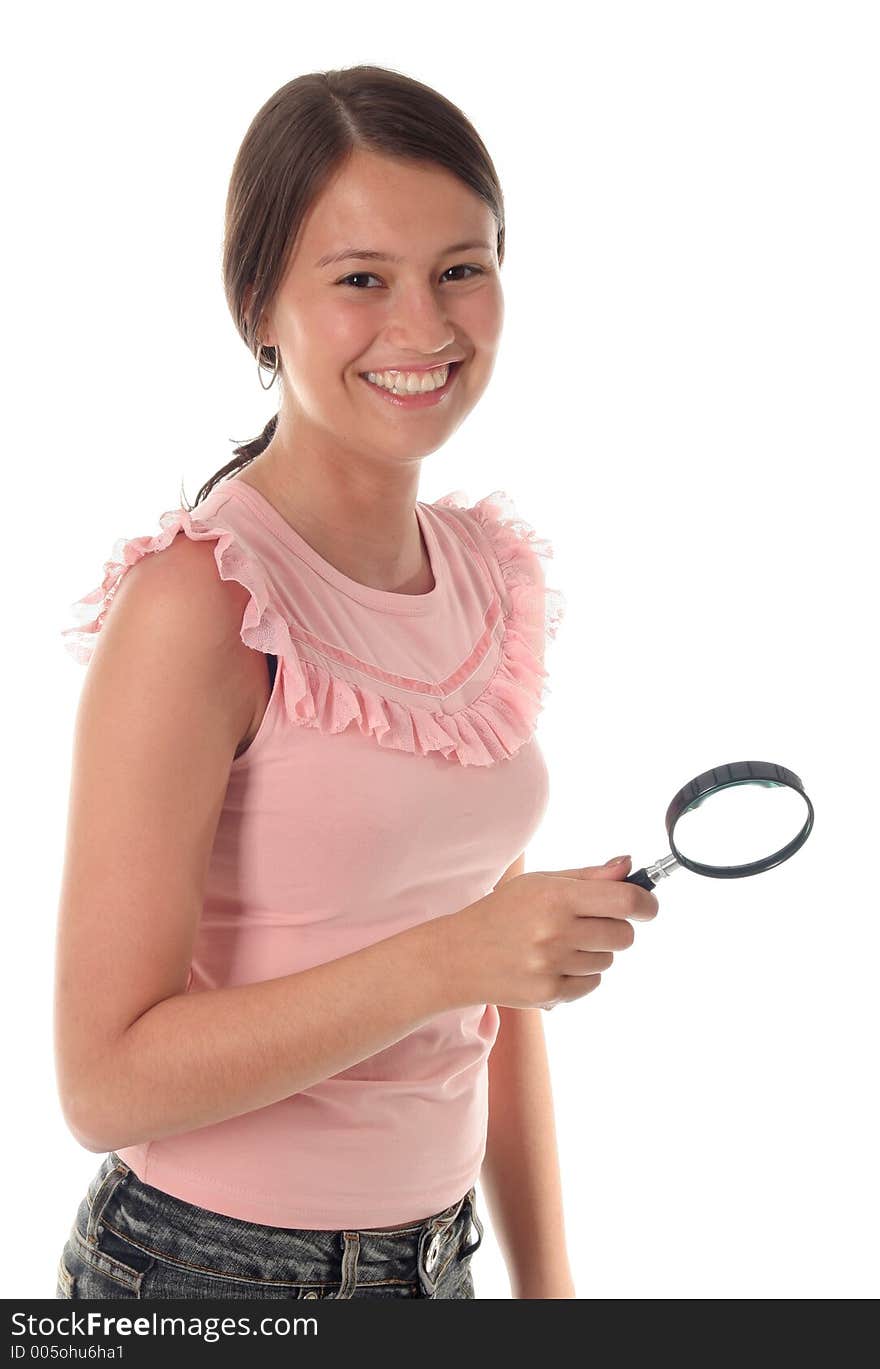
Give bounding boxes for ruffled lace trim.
[435,489,567,650]
[61,490,565,768]
[61,505,288,668]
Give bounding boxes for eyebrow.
[315,240,494,269]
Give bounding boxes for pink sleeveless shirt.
[62,478,565,1229]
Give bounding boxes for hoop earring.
[256,340,281,391]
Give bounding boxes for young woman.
[54,64,656,1301]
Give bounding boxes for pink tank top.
[62,477,566,1229]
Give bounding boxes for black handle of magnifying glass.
[624,869,657,891]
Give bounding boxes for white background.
[4,0,877,1300]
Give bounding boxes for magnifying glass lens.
[673,780,811,868]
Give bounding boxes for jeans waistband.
[89,1153,479,1297]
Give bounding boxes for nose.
[382,282,457,356]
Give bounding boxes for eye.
[336,273,382,289]
[336,264,485,289]
[443,264,484,282]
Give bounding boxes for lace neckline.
[61,486,565,766]
[220,479,444,616]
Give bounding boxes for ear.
[243,282,265,339]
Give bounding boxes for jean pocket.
[436,1257,476,1299]
[67,1161,156,1298]
[55,1250,75,1299]
[56,1232,145,1303]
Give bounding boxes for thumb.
[557,855,633,881]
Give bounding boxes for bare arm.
[54,533,469,1154]
[482,851,575,1297]
[76,914,461,1154]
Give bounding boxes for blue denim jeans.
[56,1152,485,1300]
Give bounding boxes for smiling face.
[257,146,504,467]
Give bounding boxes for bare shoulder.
[119,528,252,640]
[103,529,267,740]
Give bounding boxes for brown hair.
[182,64,505,511]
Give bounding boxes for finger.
[622,885,660,921]
[571,884,657,922]
[558,972,603,1002]
[560,949,615,974]
[572,917,635,952]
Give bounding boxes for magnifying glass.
[624,760,815,892]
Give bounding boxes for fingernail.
[605,855,631,867]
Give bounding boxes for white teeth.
[363,365,451,394]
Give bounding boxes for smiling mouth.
[357,360,464,408]
[359,361,461,395]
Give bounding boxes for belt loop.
[86,1160,129,1247]
[333,1232,360,1299]
[458,1187,485,1260]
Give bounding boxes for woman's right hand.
[447,855,659,1010]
